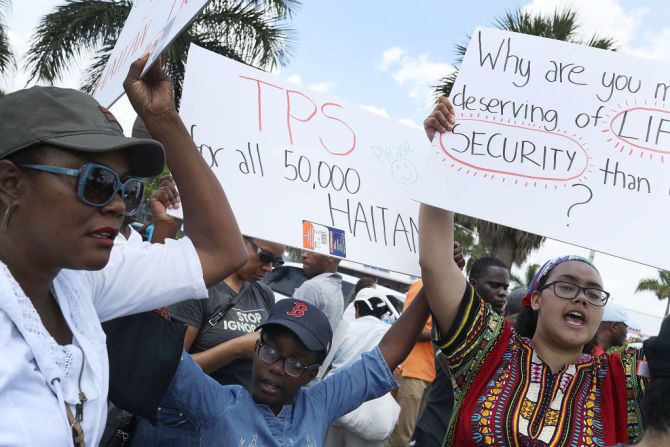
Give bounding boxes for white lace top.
[0,234,207,446]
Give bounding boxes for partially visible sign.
[415,27,670,271]
[94,0,211,107]
[179,45,435,276]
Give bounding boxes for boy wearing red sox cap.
[135,292,432,446]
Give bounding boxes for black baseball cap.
[0,86,165,178]
[257,299,333,352]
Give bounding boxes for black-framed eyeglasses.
[245,237,284,268]
[18,163,145,215]
[256,342,319,377]
[541,281,610,307]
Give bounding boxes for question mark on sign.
[566,183,593,227]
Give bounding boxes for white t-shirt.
[0,234,206,446]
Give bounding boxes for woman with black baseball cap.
[0,56,247,446]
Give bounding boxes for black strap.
[256,282,275,312]
[191,290,247,351]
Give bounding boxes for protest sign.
[179,45,432,276]
[94,0,211,108]
[414,27,670,270]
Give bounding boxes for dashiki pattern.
[435,283,645,447]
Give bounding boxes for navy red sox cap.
[257,299,333,353]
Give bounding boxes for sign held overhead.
[414,27,670,271]
[179,45,435,276]
[94,0,212,108]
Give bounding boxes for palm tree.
[25,0,299,103]
[436,8,617,268]
[510,262,540,289]
[0,0,14,77]
[635,270,670,317]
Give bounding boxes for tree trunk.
[492,243,515,270]
[665,297,670,317]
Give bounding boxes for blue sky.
[3,0,670,334]
[279,0,670,127]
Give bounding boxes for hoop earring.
[1,203,16,233]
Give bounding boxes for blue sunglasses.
[18,163,145,215]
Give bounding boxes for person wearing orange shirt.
[386,280,435,446]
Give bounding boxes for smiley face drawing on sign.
[392,158,418,184]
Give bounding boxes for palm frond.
[635,278,661,292]
[0,0,13,75]
[25,0,132,84]
[547,9,578,41]
[510,272,524,289]
[524,263,540,286]
[195,1,296,70]
[218,0,300,19]
[635,271,670,304]
[80,40,115,94]
[583,35,617,50]
[434,70,458,100]
[25,0,300,104]
[0,20,13,74]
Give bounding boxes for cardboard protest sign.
[94,0,211,108]
[179,45,432,276]
[414,27,670,270]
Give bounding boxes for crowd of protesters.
[0,56,667,447]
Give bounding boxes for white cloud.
[357,104,389,118]
[377,47,455,108]
[522,0,647,50]
[307,81,336,93]
[286,74,302,85]
[627,27,670,62]
[378,47,406,71]
[522,0,670,63]
[397,118,422,129]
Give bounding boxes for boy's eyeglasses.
[256,342,319,377]
[19,163,144,215]
[245,237,284,268]
[541,281,610,306]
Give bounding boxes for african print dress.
[435,283,645,447]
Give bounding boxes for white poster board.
[414,27,670,271]
[94,0,212,108]
[179,45,433,276]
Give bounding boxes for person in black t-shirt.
[170,236,285,387]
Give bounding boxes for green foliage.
[26,0,300,105]
[635,270,670,317]
[511,262,540,289]
[0,0,14,76]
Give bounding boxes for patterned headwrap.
[521,255,597,309]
